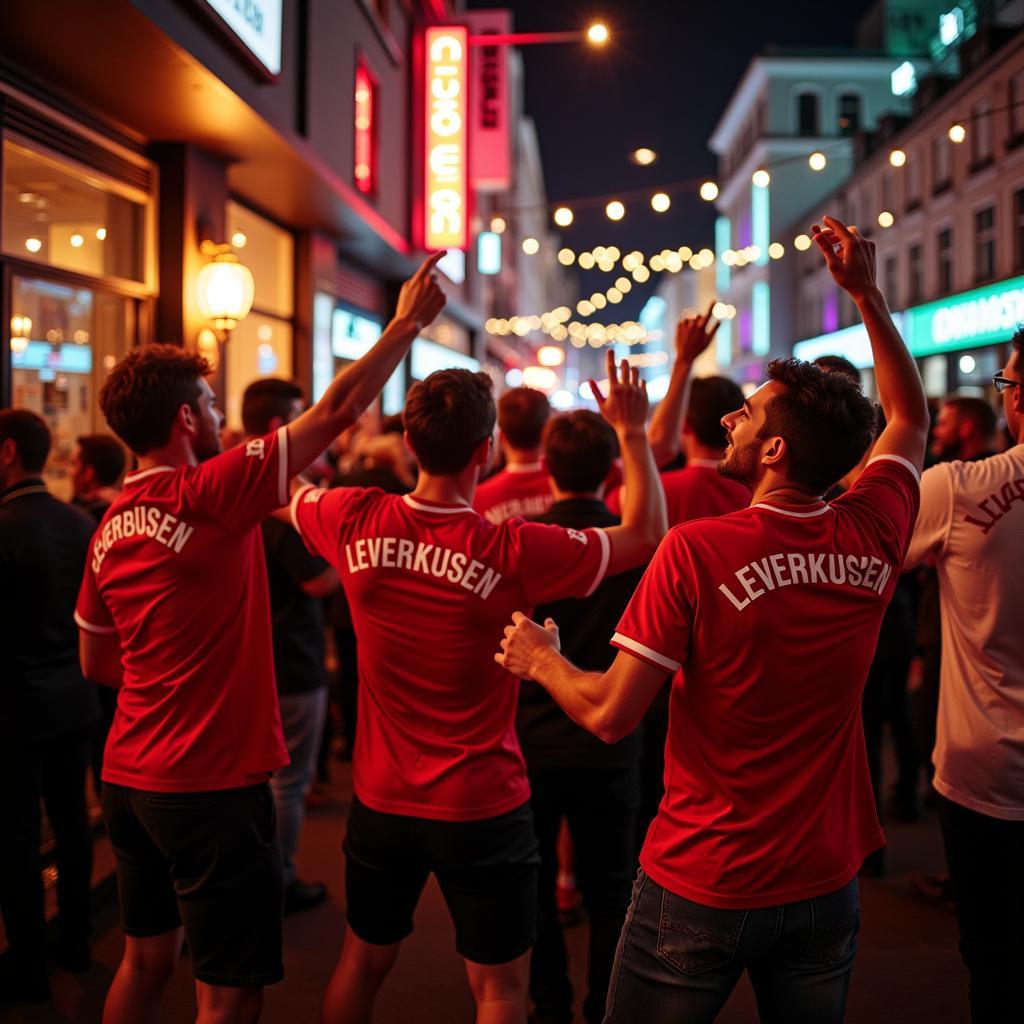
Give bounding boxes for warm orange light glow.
[538,345,565,367]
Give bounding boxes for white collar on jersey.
[687,459,721,470]
[750,502,831,518]
[123,465,175,485]
[503,462,544,474]
[402,494,478,515]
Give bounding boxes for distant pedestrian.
[0,410,99,1002]
[71,433,127,522]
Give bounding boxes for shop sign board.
[904,276,1024,357]
[423,26,469,251]
[203,0,283,75]
[465,10,512,192]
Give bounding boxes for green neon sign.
[904,275,1024,357]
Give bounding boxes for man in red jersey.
[291,352,665,1024]
[474,386,553,524]
[497,216,929,1024]
[73,254,445,1024]
[609,310,748,525]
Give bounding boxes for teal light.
[752,185,769,267]
[752,281,770,355]
[715,216,731,293]
[716,320,732,367]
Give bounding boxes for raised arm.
[286,253,447,473]
[592,351,668,573]
[812,216,929,471]
[647,304,720,467]
[494,613,665,742]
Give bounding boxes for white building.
[708,51,912,383]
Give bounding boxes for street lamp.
[468,22,611,47]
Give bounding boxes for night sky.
[465,0,876,318]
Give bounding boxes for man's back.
[518,498,643,770]
[908,443,1024,816]
[74,433,291,792]
[0,483,98,744]
[474,463,553,524]
[292,486,610,820]
[613,457,919,907]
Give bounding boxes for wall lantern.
[197,240,254,340]
[10,314,32,354]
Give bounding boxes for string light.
[808,151,827,171]
[699,181,719,202]
[558,248,575,266]
[948,123,966,144]
[490,216,506,234]
[878,210,895,228]
[651,192,671,213]
[794,233,812,251]
[578,252,596,269]
[630,148,657,166]
[522,237,539,255]
[889,148,907,167]
[605,200,625,221]
[553,206,574,227]
[768,242,785,259]
[752,169,770,188]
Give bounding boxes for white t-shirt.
[906,444,1024,820]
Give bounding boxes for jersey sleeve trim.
[74,610,117,636]
[866,453,921,484]
[276,425,290,507]
[582,528,612,598]
[610,632,681,672]
[290,483,316,535]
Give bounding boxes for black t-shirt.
[0,480,100,744]
[261,517,330,695]
[517,498,645,771]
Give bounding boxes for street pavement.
[1,762,969,1023]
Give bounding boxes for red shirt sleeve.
[186,426,291,533]
[290,484,374,562]
[832,455,921,565]
[516,522,611,606]
[605,486,623,515]
[75,557,116,636]
[611,528,695,673]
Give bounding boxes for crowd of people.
[0,218,1021,1024]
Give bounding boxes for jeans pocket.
[806,879,860,965]
[656,888,747,976]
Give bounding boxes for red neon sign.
[423,25,469,250]
[354,62,376,196]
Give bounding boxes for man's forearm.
[647,358,693,466]
[855,288,927,428]
[528,646,611,739]
[619,428,668,544]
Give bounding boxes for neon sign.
[423,26,469,251]
[905,275,1024,356]
[354,63,376,196]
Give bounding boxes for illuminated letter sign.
[905,275,1024,356]
[465,10,512,192]
[424,26,469,251]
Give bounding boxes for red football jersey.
[612,456,920,909]
[473,463,553,524]
[292,487,610,820]
[608,460,750,526]
[75,429,291,793]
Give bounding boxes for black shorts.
[343,796,539,965]
[101,782,283,987]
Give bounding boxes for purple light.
[739,308,753,352]
[738,214,752,249]
[823,292,839,334]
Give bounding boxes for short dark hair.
[813,355,862,385]
[242,378,304,436]
[762,358,876,493]
[543,411,618,494]
[943,395,997,440]
[0,409,51,473]
[687,376,745,449]
[76,434,126,486]
[498,387,550,450]
[100,344,211,456]
[403,369,496,475]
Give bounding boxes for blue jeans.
[270,689,328,886]
[604,870,859,1024]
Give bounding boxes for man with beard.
[73,254,446,1024]
[497,216,929,1023]
[929,396,998,463]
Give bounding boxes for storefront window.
[974,206,996,282]
[2,139,146,283]
[9,275,134,498]
[223,201,295,427]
